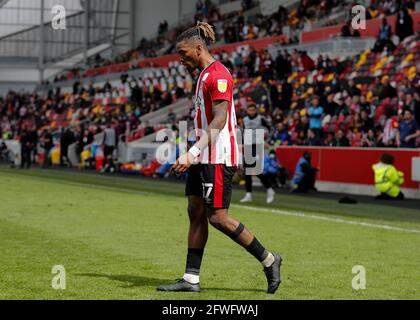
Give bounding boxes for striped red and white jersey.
[194,60,238,167]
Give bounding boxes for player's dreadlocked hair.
[176,21,216,46]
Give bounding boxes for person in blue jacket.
[292,151,318,193]
[307,95,324,132]
[263,150,288,188]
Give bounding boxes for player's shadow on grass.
[77,273,265,293]
[77,273,171,288]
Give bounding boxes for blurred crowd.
[230,42,420,149]
[1,1,419,171]
[2,41,419,168]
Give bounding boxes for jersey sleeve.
[208,71,233,102]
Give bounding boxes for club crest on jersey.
[217,79,228,93]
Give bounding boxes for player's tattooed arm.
[195,100,228,151]
[171,100,227,173]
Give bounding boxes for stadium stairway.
[117,98,190,163]
[118,98,190,145]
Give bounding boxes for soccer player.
[157,22,282,294]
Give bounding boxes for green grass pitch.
[0,167,419,300]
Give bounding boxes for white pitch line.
[233,204,420,235]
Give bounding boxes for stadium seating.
[52,0,365,84]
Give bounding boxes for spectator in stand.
[340,21,351,37]
[280,80,293,111]
[361,128,379,148]
[379,78,397,100]
[404,92,417,114]
[269,81,280,110]
[317,55,332,72]
[360,95,374,116]
[307,95,324,132]
[158,20,169,35]
[341,18,362,38]
[373,18,396,53]
[332,129,350,147]
[275,51,292,81]
[261,50,274,83]
[304,128,324,146]
[324,93,339,116]
[381,107,399,147]
[245,48,258,77]
[358,108,373,133]
[236,91,248,112]
[379,17,392,41]
[395,7,414,43]
[397,108,420,148]
[223,23,238,44]
[347,79,361,98]
[324,131,335,146]
[271,122,291,146]
[130,80,143,108]
[103,80,112,93]
[352,27,361,37]
[295,114,310,134]
[242,22,259,41]
[300,51,315,71]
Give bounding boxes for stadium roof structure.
[0,0,132,88]
[0,0,84,38]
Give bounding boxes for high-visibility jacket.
[372,162,404,197]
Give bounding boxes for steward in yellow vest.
[372,153,405,200]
